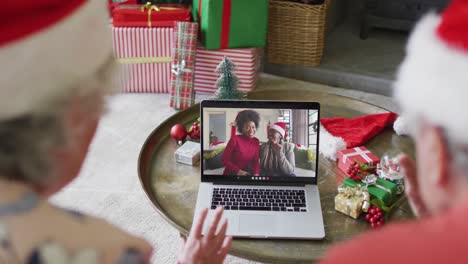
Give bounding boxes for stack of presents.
[333,146,405,228]
[109,0,267,109]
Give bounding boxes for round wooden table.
[138,89,415,263]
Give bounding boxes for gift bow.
[342,147,375,166]
[362,174,392,195]
[141,2,186,27]
[172,60,193,109]
[172,60,192,76]
[337,185,371,213]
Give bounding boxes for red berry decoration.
[170,124,188,144]
[365,205,385,229]
[188,120,201,139]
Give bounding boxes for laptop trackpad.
[239,215,274,234]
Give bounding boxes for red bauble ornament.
[171,124,187,143]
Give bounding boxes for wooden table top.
[138,86,415,263]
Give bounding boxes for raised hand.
[178,207,232,264]
[399,154,430,218]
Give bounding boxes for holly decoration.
[170,124,188,144]
[188,118,201,139]
[346,160,376,182]
[365,205,385,228]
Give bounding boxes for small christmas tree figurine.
[215,56,244,100]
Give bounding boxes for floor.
[264,22,408,96]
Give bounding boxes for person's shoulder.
[4,201,152,263]
[320,214,468,264]
[284,142,295,151]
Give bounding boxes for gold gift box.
[334,186,370,219]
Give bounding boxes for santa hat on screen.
[269,122,288,139]
[393,0,468,145]
[0,1,112,121]
[320,113,398,160]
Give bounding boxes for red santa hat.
[269,122,287,139]
[320,113,398,160]
[394,0,468,145]
[0,1,112,121]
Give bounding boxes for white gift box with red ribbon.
[337,146,380,177]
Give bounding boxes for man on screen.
[260,122,296,176]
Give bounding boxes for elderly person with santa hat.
[320,0,468,263]
[0,1,230,263]
[260,122,296,177]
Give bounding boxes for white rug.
[50,93,259,263]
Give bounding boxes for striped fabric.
[169,22,198,109]
[112,27,173,93]
[194,46,262,94]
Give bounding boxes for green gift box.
[192,0,269,49]
[343,177,397,206]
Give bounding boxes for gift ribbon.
[220,0,232,49]
[141,2,186,27]
[198,0,232,49]
[172,59,192,109]
[342,147,374,166]
[337,185,370,214]
[117,57,172,64]
[362,175,392,195]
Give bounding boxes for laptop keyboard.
[211,187,307,212]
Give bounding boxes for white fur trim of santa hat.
[0,0,112,121]
[319,126,347,160]
[394,12,468,145]
[270,124,286,138]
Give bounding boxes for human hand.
[399,154,430,217]
[178,207,232,264]
[237,170,250,176]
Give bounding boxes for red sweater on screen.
[320,200,468,264]
[222,135,260,176]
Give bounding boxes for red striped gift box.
[112,27,173,93]
[194,47,261,94]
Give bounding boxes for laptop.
[193,100,325,239]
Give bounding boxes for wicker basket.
[267,0,329,66]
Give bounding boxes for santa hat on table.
[393,0,468,146]
[269,122,288,139]
[320,113,398,160]
[0,1,112,121]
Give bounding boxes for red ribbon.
[198,0,202,39]
[198,0,232,49]
[220,0,232,49]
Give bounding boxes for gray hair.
[0,56,118,188]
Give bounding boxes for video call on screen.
[202,108,318,178]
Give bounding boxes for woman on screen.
[222,110,260,176]
[260,122,296,176]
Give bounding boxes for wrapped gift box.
[343,177,398,206]
[334,186,370,219]
[194,47,261,94]
[112,27,173,93]
[112,4,191,28]
[175,141,201,165]
[337,146,380,177]
[169,22,198,109]
[192,0,269,49]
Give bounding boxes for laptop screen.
[201,100,320,185]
